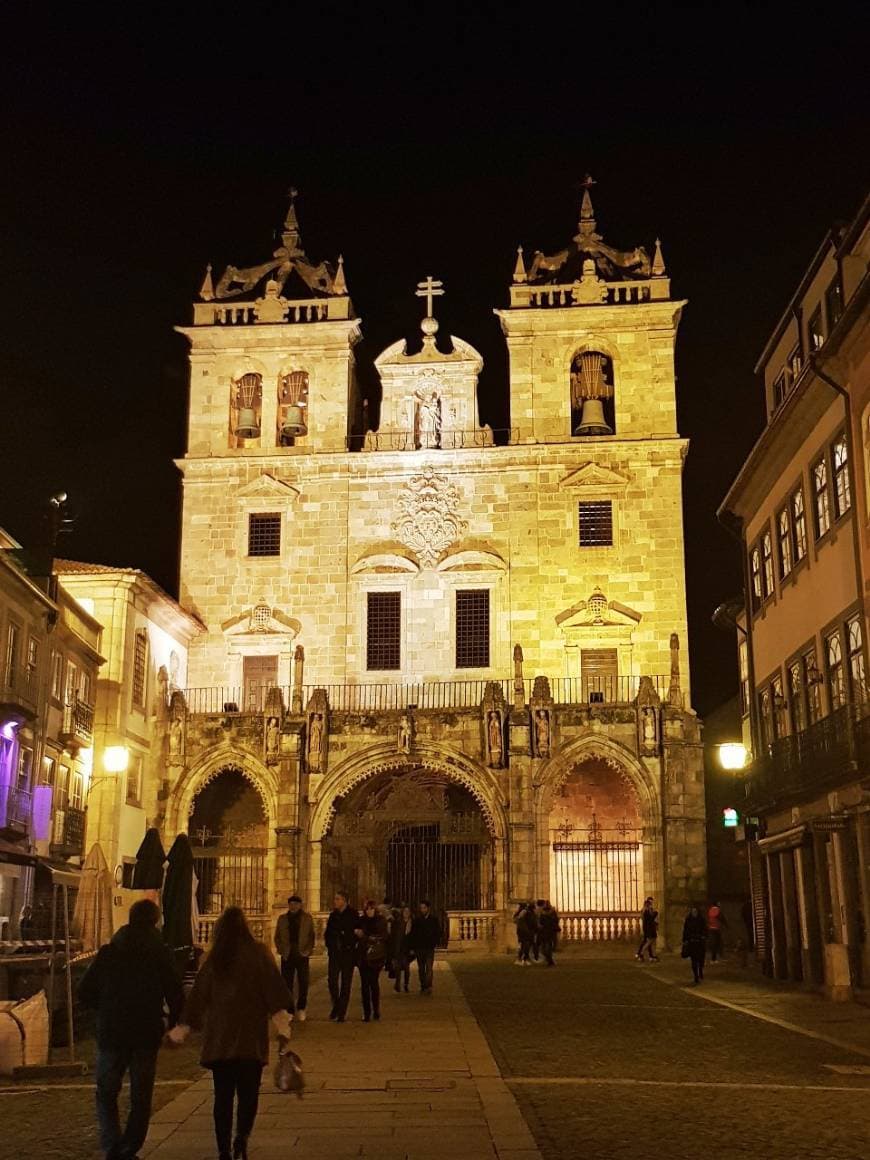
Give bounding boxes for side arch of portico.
[533,732,664,911]
[305,741,509,914]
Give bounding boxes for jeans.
[518,938,532,962]
[393,955,411,990]
[211,1059,263,1155]
[328,952,355,1018]
[417,951,435,991]
[95,1044,158,1158]
[690,946,706,982]
[540,937,556,965]
[281,952,310,1013]
[359,960,383,1018]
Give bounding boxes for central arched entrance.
[320,766,494,915]
[189,767,269,924]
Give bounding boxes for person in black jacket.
[682,904,708,984]
[78,899,183,1160]
[409,900,441,993]
[324,891,360,1022]
[537,901,560,967]
[354,900,389,1021]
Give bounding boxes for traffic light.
[722,807,739,828]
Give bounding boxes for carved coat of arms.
[392,472,467,568]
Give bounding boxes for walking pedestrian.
[79,898,183,1160]
[325,891,359,1022]
[355,900,389,1021]
[636,897,660,962]
[390,904,414,992]
[682,904,708,985]
[274,894,315,1021]
[514,902,537,965]
[410,900,441,993]
[707,900,727,962]
[169,907,292,1160]
[538,900,560,967]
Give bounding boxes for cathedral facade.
[163,186,705,949]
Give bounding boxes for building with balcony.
[0,531,103,938]
[167,185,705,949]
[55,563,201,925]
[719,191,870,998]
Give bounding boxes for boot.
[232,1138,248,1160]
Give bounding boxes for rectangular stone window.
[132,629,148,708]
[791,486,808,562]
[761,530,774,597]
[455,590,490,669]
[812,457,831,538]
[248,512,282,557]
[578,500,613,547]
[581,648,618,701]
[777,507,792,579]
[832,435,851,518]
[367,592,401,671]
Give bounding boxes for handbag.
[680,941,690,959]
[274,1048,305,1098]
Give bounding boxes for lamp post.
[717,742,749,772]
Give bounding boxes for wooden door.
[243,655,278,711]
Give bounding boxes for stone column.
[766,854,788,979]
[854,811,870,984]
[779,850,803,982]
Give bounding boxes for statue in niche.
[414,389,442,449]
[169,711,183,757]
[308,712,324,772]
[266,716,280,758]
[487,710,504,768]
[534,709,551,757]
[641,707,657,754]
[398,713,413,754]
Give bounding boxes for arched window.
[278,370,309,445]
[570,351,615,436]
[230,372,262,446]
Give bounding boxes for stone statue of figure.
[398,713,413,754]
[415,389,442,449]
[308,712,324,771]
[169,712,183,756]
[487,711,503,768]
[266,716,280,755]
[535,709,551,756]
[642,707,656,748]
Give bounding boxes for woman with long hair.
[354,899,389,1021]
[169,907,291,1160]
[390,904,413,993]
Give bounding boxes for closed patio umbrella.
[72,843,113,953]
[162,834,196,949]
[131,827,166,890]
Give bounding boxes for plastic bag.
[274,1048,304,1097]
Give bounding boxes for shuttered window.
[455,590,490,669]
[367,592,401,671]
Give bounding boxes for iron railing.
[0,786,31,833]
[181,674,672,716]
[745,700,870,809]
[51,805,86,854]
[0,665,39,716]
[357,428,516,452]
[61,698,94,743]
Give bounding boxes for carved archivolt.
[168,746,278,837]
[313,745,503,840]
[534,733,660,824]
[391,472,467,569]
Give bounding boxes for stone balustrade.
[193,296,352,326]
[509,277,671,309]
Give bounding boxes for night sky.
[2,6,868,717]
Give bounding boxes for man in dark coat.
[79,898,183,1160]
[409,900,442,993]
[274,894,315,1020]
[537,900,560,967]
[324,891,360,1022]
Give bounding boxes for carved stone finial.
[332,254,348,296]
[513,644,525,709]
[199,263,215,301]
[513,246,527,284]
[652,238,666,278]
[579,174,596,224]
[283,187,300,247]
[292,645,305,714]
[667,632,683,708]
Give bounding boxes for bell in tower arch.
[278,370,309,444]
[571,351,614,436]
[234,372,263,439]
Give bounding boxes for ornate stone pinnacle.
[199,263,215,301]
[513,246,527,284]
[333,254,348,295]
[651,238,667,277]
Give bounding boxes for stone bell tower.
[498,176,679,446]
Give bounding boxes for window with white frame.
[771,673,786,738]
[813,457,831,538]
[847,616,866,702]
[761,531,774,597]
[51,651,64,701]
[788,660,805,733]
[826,631,846,711]
[832,435,851,518]
[804,647,823,724]
[777,507,792,579]
[750,546,763,609]
[791,486,808,562]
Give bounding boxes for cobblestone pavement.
[451,953,870,1160]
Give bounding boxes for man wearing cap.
[274,894,315,1021]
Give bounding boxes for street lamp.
[102,746,129,775]
[717,742,749,771]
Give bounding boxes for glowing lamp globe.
[103,746,130,774]
[717,743,748,771]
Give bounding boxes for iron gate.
[193,847,267,916]
[385,824,493,912]
[551,832,642,914]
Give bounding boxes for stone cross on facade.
[416,275,444,319]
